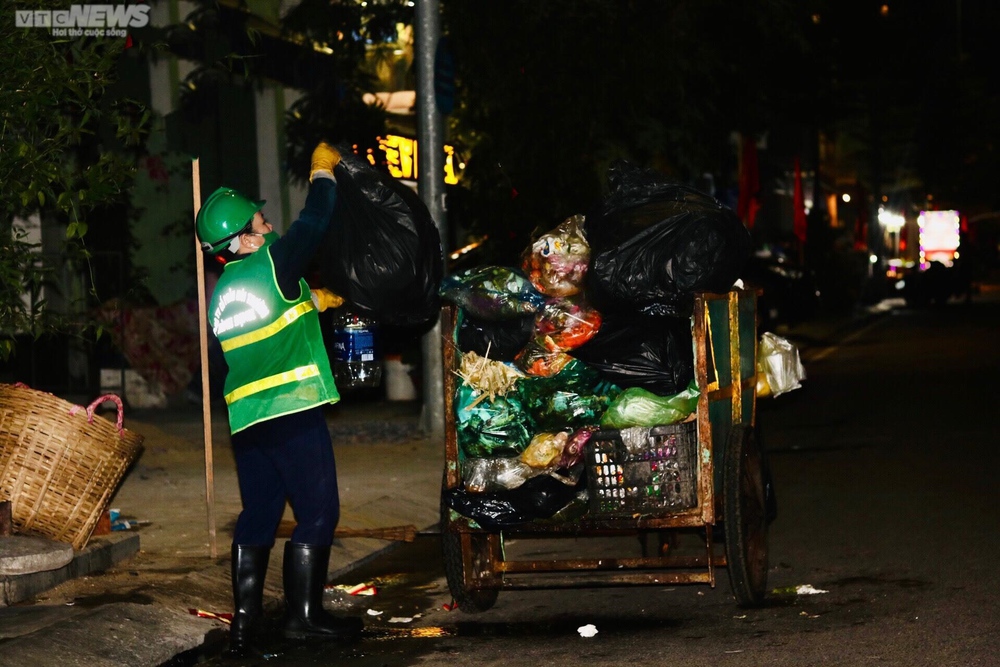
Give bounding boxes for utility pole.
[415,0,446,439]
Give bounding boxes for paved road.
[182,296,1000,666]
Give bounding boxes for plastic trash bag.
[570,313,694,396]
[521,215,591,297]
[518,360,621,429]
[513,339,575,377]
[512,298,602,378]
[559,426,597,468]
[440,266,546,320]
[455,384,533,457]
[534,297,602,351]
[756,332,806,397]
[463,455,583,494]
[463,456,542,493]
[443,475,584,529]
[457,312,534,361]
[531,391,617,430]
[443,491,531,528]
[585,160,752,318]
[520,431,570,468]
[318,151,443,329]
[600,381,700,429]
[517,357,606,397]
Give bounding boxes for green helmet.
[196,187,266,254]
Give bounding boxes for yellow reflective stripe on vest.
[220,301,315,353]
[225,365,321,404]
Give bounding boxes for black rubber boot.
[281,542,364,640]
[229,544,271,657]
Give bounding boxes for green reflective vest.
[211,250,339,434]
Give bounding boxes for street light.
[878,207,906,259]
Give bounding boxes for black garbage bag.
[585,160,752,318]
[317,151,444,330]
[569,313,694,396]
[443,475,583,530]
[456,312,534,361]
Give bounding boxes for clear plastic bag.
[513,339,574,377]
[756,332,805,397]
[521,215,591,297]
[463,456,540,492]
[534,296,603,351]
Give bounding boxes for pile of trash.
[440,161,753,528]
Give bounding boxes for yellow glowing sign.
[368,134,461,184]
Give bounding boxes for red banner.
[737,135,760,229]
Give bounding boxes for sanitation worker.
[195,142,360,656]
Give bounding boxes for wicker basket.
[585,421,698,518]
[0,384,144,550]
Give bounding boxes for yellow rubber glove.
[310,287,344,312]
[310,142,341,182]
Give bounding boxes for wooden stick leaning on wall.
[192,158,218,559]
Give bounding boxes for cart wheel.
[442,531,500,613]
[723,424,769,607]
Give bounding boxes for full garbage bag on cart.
[570,313,694,396]
[440,266,546,320]
[517,358,621,429]
[512,296,602,377]
[584,160,752,318]
[521,215,591,297]
[457,312,535,361]
[600,381,700,429]
[318,151,443,329]
[455,384,534,458]
[534,296,602,351]
[444,474,584,529]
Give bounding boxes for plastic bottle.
[330,310,382,388]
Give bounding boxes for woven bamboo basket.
[0,383,144,550]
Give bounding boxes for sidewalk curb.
[0,533,139,607]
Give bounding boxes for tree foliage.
[0,2,147,359]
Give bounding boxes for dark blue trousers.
[230,406,340,547]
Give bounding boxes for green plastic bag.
[599,380,699,429]
[518,359,621,429]
[455,384,534,458]
[533,391,617,430]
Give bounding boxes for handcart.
[441,288,769,611]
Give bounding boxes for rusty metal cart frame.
[441,289,768,612]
